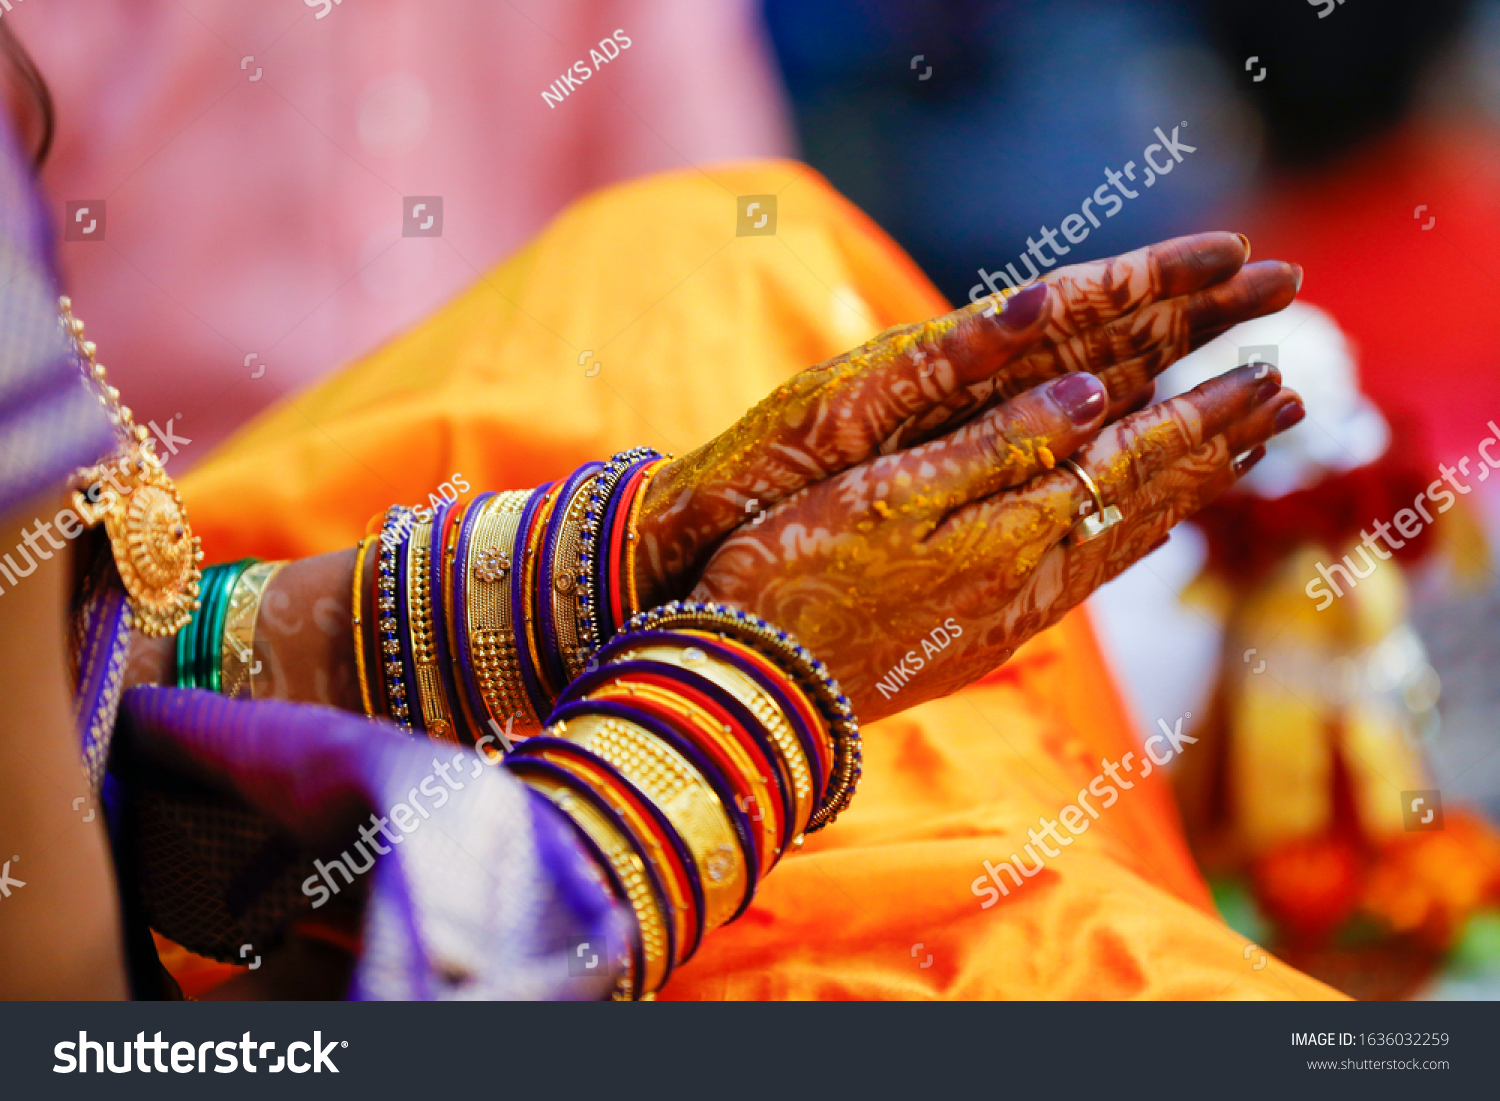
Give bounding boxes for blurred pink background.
[10,0,793,454]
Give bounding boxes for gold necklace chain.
[62,296,203,637]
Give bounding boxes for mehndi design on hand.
[632,232,1299,612]
[692,362,1303,721]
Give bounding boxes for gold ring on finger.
[1060,459,1124,545]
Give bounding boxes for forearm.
[125,548,363,710]
[0,495,126,999]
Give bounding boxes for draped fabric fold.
[119,688,623,1000]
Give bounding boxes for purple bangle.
[549,697,761,923]
[511,483,556,723]
[451,491,496,739]
[595,629,827,809]
[504,756,648,995]
[556,657,795,856]
[592,455,655,641]
[395,512,427,736]
[538,462,602,695]
[508,736,688,972]
[427,497,469,744]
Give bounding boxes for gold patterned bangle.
[463,491,533,733]
[407,516,460,743]
[520,487,560,701]
[550,711,747,931]
[220,561,287,700]
[551,471,600,684]
[526,746,698,968]
[351,536,379,716]
[585,678,784,877]
[605,641,816,839]
[522,769,671,998]
[623,457,669,619]
[622,603,859,831]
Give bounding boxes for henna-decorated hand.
[691,364,1305,722]
[633,232,1300,608]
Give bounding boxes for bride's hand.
[633,232,1299,605]
[691,363,1303,721]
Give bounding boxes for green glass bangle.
[174,559,257,690]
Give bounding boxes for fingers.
[1074,364,1291,506]
[736,281,1055,476]
[925,366,1300,568]
[1003,433,1264,635]
[873,372,1110,513]
[1039,260,1301,399]
[1037,231,1252,337]
[882,252,1298,450]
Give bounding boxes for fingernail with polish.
[1291,263,1304,294]
[1273,401,1305,433]
[1253,379,1281,406]
[1236,233,1251,261]
[999,281,1048,330]
[1234,445,1267,476]
[1049,372,1108,425]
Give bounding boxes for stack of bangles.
[173,557,287,698]
[348,449,863,998]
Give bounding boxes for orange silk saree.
[178,160,1338,1000]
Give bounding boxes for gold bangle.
[463,491,532,733]
[407,516,459,743]
[550,711,747,931]
[220,561,286,700]
[623,458,669,619]
[608,640,816,839]
[523,769,671,998]
[526,746,698,968]
[351,536,379,716]
[585,678,783,878]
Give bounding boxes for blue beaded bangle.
[538,462,602,694]
[396,513,428,736]
[376,506,417,728]
[591,454,657,641]
[576,447,660,661]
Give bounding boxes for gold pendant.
[73,447,202,637]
